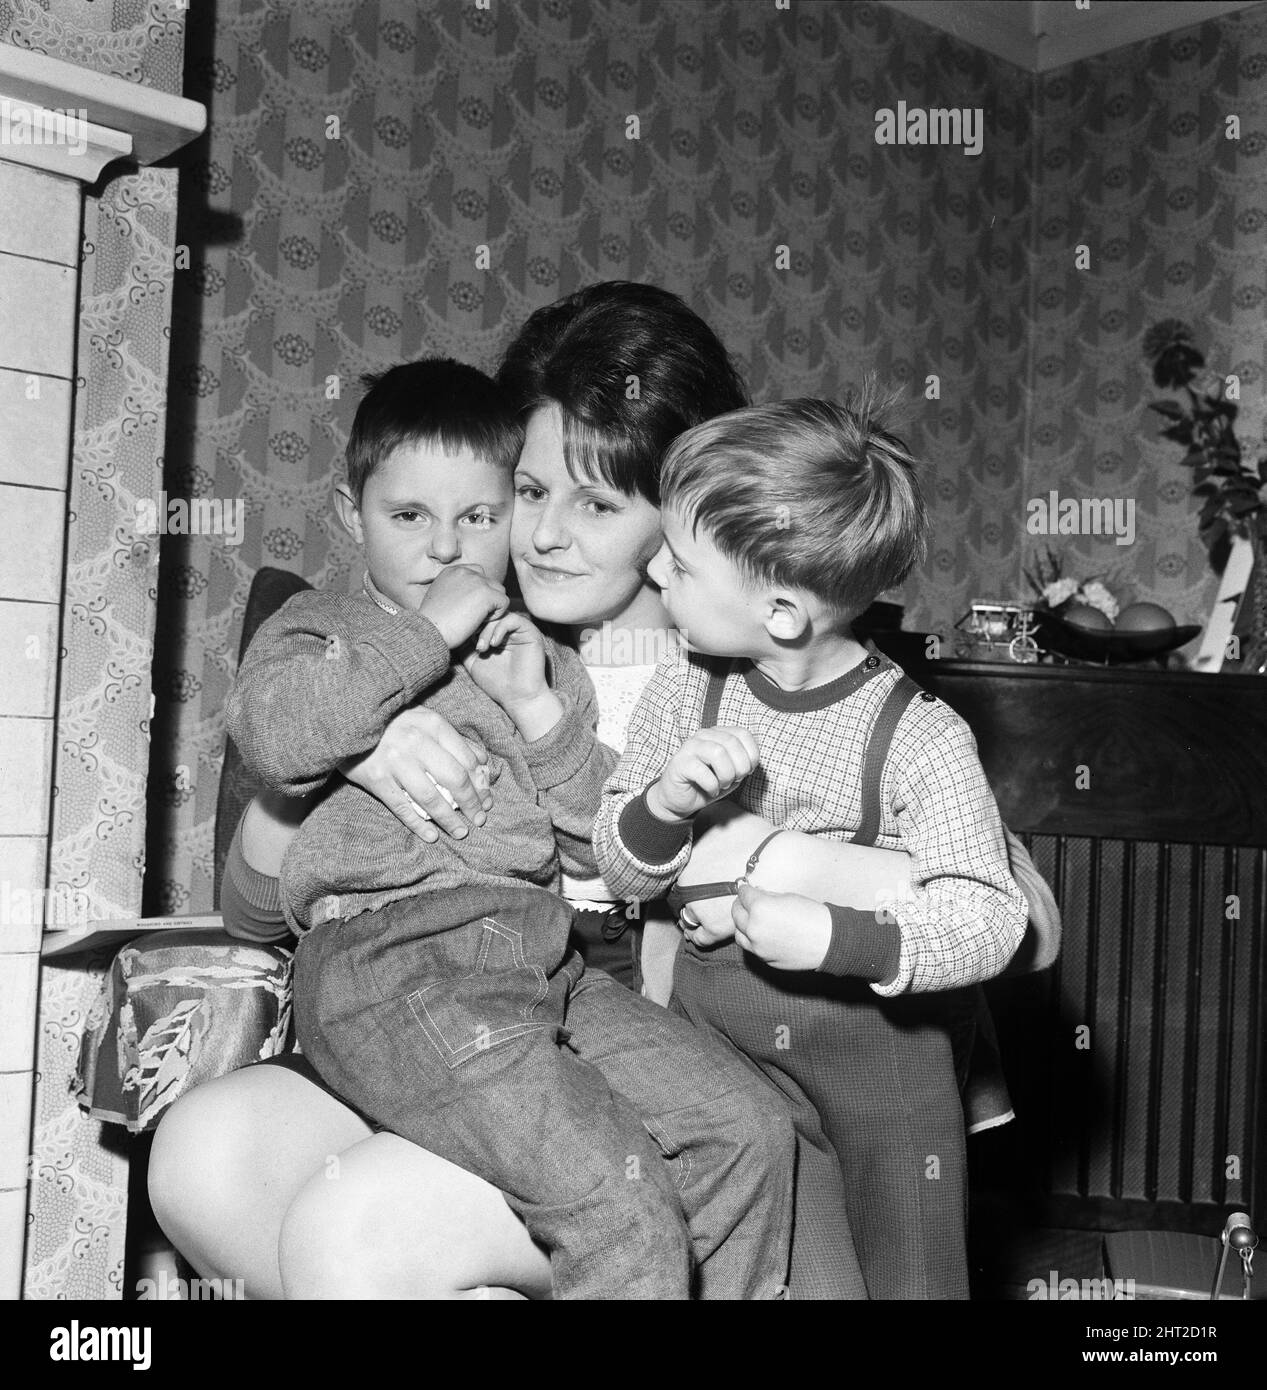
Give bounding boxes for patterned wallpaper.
[1,0,187,1300]
[5,0,1266,1298]
[146,0,1038,913]
[0,0,186,87]
[1030,11,1267,626]
[138,0,1267,912]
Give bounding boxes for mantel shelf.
[0,41,204,182]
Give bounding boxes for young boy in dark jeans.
[224,359,793,1300]
[594,392,1029,1298]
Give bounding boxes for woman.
[149,281,922,1298]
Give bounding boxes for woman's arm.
[223,705,496,940]
[634,807,913,1003]
[677,801,911,937]
[678,802,1045,989]
[337,705,492,840]
[236,704,492,866]
[240,789,315,877]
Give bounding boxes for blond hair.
[659,381,927,620]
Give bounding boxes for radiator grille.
[987,835,1265,1218]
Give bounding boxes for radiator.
[979,834,1266,1231]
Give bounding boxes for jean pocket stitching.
[476,917,528,971]
[408,983,549,1069]
[475,920,550,1021]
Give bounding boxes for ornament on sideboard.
[1143,320,1267,674]
[1021,549,1200,665]
[951,601,1041,663]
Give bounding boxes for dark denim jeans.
[294,883,794,1300]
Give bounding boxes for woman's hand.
[680,904,737,949]
[732,882,832,971]
[339,706,493,842]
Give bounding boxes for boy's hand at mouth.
[463,611,563,741]
[419,563,509,648]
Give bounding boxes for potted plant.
[1143,320,1267,671]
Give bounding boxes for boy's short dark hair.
[344,358,523,503]
[659,383,927,621]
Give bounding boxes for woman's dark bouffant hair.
[496,281,749,507]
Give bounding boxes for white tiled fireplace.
[0,43,202,1301]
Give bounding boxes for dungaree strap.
[699,657,730,727]
[671,656,928,902]
[693,655,925,852]
[851,673,926,847]
[666,658,739,914]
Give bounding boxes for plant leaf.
[1209,527,1233,574]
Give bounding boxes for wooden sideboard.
[905,657,1267,1249]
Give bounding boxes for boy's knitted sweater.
[224,589,615,934]
[594,642,1027,997]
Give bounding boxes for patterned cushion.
[75,929,293,1134]
[77,568,310,1130]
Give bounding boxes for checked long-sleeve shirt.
[593,642,1027,996]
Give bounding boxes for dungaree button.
[921,691,936,702]
[864,654,880,669]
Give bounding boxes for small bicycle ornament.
[952,601,1041,664]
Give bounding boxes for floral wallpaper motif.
[0,0,185,88]
[2,0,187,1302]
[13,0,1267,1297]
[147,0,1267,916]
[147,0,1038,914]
[1027,9,1267,623]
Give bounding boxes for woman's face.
[511,404,664,629]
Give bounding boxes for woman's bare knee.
[279,1133,551,1300]
[149,1080,252,1276]
[148,1066,371,1299]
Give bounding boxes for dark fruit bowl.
[1036,611,1202,663]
